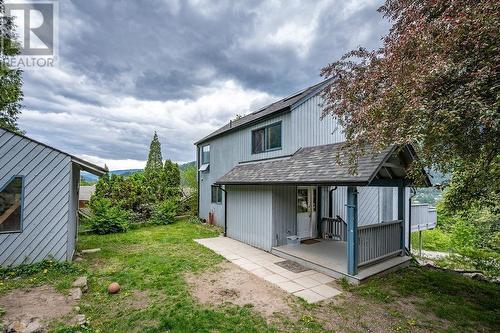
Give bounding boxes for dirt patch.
[185,262,294,321]
[126,290,149,310]
[0,285,75,326]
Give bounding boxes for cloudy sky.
[17,0,389,170]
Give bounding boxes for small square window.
[251,122,282,154]
[201,145,210,165]
[0,176,23,233]
[211,185,223,204]
[267,123,281,150]
[252,128,265,154]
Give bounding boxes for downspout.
[407,187,417,255]
[329,186,338,218]
[217,185,228,237]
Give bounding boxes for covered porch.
[216,143,430,282]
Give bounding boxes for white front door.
[297,187,317,239]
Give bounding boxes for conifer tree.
[163,159,180,198]
[145,132,163,176]
[144,132,164,201]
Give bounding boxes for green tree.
[181,164,198,216]
[0,0,23,132]
[163,159,180,198]
[320,0,499,213]
[144,132,164,201]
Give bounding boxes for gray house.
[195,81,430,283]
[0,128,106,266]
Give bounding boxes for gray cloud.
[17,0,389,168]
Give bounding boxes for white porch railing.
[358,220,402,267]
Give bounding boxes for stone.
[74,306,81,312]
[74,314,87,326]
[25,319,43,333]
[7,320,27,333]
[69,288,83,300]
[463,272,488,282]
[6,319,42,333]
[72,276,88,292]
[81,248,101,254]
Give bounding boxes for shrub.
[87,197,130,234]
[150,199,178,225]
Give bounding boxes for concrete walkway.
[195,237,342,303]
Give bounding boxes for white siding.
[226,185,273,251]
[0,129,73,266]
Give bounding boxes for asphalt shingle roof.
[195,80,330,145]
[216,143,397,186]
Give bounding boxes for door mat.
[301,239,320,245]
[275,260,309,273]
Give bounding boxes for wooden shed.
[0,128,107,266]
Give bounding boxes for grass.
[411,228,452,252]
[1,220,499,332]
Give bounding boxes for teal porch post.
[347,186,358,275]
[398,186,406,255]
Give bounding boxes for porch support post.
[346,186,358,276]
[398,186,406,255]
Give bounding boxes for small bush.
[150,199,178,225]
[87,197,130,234]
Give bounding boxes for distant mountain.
[81,162,195,183]
[179,161,195,171]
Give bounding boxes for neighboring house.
[0,128,107,266]
[195,81,430,283]
[79,185,96,208]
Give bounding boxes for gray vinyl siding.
[272,186,296,246]
[198,94,344,223]
[0,129,73,266]
[226,185,273,251]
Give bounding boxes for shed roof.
[1,128,107,176]
[195,80,330,145]
[216,143,430,186]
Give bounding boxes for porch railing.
[321,216,347,241]
[358,220,402,267]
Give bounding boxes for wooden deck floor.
[271,239,410,284]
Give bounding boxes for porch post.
[398,186,406,255]
[346,186,358,275]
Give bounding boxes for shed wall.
[0,129,72,266]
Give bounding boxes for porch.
[215,143,430,282]
[272,237,411,284]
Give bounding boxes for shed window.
[0,177,23,233]
[201,145,210,165]
[252,122,282,154]
[381,187,394,221]
[211,185,223,204]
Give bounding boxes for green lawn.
[1,220,499,332]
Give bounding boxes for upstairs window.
[201,145,210,165]
[252,122,282,154]
[211,185,223,204]
[0,176,23,233]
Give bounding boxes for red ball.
[107,282,121,294]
